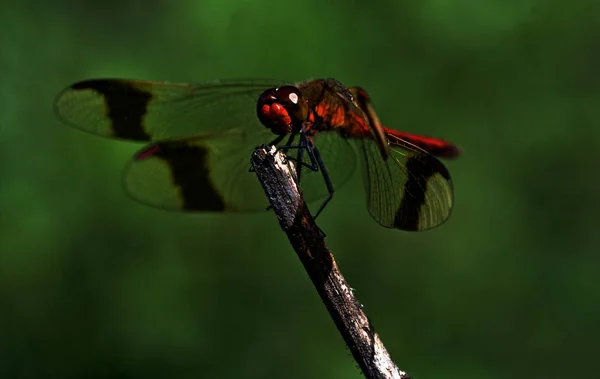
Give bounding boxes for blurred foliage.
[1,0,600,378]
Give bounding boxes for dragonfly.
[54,78,460,231]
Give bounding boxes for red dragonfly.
[54,78,460,231]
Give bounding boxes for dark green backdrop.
[2,1,599,378]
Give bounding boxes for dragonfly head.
[257,86,308,135]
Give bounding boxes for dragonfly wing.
[54,78,290,142]
[124,128,359,213]
[123,127,278,212]
[349,86,461,159]
[358,134,454,231]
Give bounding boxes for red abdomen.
[385,128,461,158]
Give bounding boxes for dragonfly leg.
[264,133,319,212]
[307,143,334,221]
[295,146,306,183]
[278,134,314,172]
[282,133,334,221]
[263,133,334,224]
[278,133,319,174]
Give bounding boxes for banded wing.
[54,78,291,141]
[124,129,273,212]
[358,134,454,231]
[54,78,278,212]
[123,129,357,212]
[348,85,456,231]
[55,78,358,213]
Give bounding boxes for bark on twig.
[251,145,411,379]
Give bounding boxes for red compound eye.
[256,86,307,135]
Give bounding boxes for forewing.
[54,78,290,142]
[358,135,454,231]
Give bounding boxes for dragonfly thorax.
[256,85,309,135]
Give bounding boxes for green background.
[2,1,599,378]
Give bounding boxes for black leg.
[264,133,316,211]
[260,132,334,224]
[277,133,335,220]
[307,143,334,220]
[269,134,287,147]
[278,134,316,172]
[294,144,306,183]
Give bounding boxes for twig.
[251,145,411,379]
